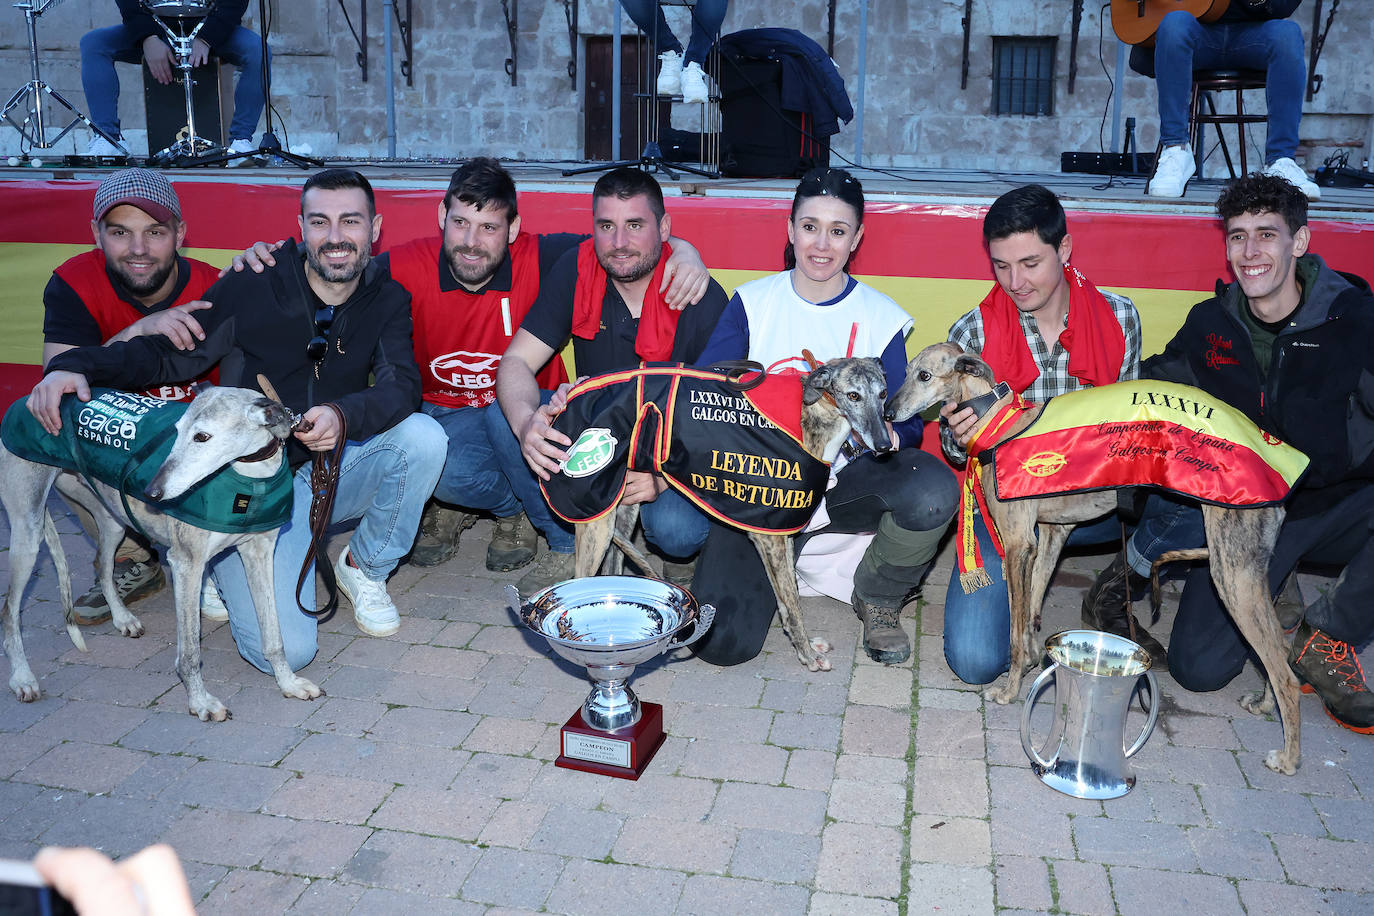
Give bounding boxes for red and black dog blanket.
[541,364,830,535]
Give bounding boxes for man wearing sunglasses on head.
[29,168,445,675]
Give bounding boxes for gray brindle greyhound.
[1,386,322,720]
[887,343,1301,775]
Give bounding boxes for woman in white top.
[694,167,957,666]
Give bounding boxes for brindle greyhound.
[574,357,895,672]
[887,342,1301,775]
[1,386,323,721]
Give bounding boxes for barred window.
[992,37,1056,116]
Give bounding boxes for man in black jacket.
[1136,1,1318,199]
[1083,174,1374,734]
[30,169,445,674]
[81,0,266,159]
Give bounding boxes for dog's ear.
[954,355,995,384]
[191,380,215,395]
[256,398,293,435]
[802,363,835,406]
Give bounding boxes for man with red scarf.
[497,167,729,596]
[939,184,1145,684]
[42,168,221,624]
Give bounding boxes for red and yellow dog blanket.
[956,380,1310,592]
[541,365,830,536]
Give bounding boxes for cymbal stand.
[2,0,128,156]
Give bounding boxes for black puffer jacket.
[1142,253,1374,517]
[47,239,421,469]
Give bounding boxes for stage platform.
[3,159,1372,400]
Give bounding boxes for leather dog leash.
[256,375,346,621]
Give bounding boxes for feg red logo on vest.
[430,350,502,407]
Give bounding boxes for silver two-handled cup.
[507,576,715,778]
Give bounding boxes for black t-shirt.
[521,244,729,375]
[43,255,200,348]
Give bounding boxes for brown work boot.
[73,558,166,626]
[409,501,477,568]
[1289,620,1374,734]
[662,558,697,591]
[1273,573,1304,631]
[516,549,576,598]
[852,593,910,665]
[1081,553,1167,669]
[486,511,537,571]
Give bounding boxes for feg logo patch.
[561,428,618,478]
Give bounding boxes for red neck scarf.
[977,264,1125,394]
[572,239,680,362]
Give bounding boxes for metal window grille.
[992,37,1056,116]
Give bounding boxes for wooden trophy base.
[556,702,665,780]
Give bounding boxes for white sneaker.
[1262,156,1321,200]
[334,547,400,637]
[85,135,124,158]
[226,137,259,167]
[680,61,709,104]
[656,50,683,97]
[201,578,229,622]
[1148,144,1196,198]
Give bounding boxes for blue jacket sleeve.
[693,293,750,366]
[880,332,923,448]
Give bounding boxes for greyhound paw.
[189,697,230,722]
[1240,688,1276,717]
[986,684,1018,706]
[10,675,40,702]
[1264,749,1299,776]
[113,615,145,638]
[280,676,323,701]
[810,637,833,656]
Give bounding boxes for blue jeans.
[1126,488,1374,691]
[209,414,445,673]
[80,23,268,141]
[944,510,1124,685]
[619,0,728,65]
[421,401,524,517]
[1153,11,1305,163]
[487,392,575,553]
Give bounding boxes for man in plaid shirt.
[939,185,1147,684]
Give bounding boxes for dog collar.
[956,381,1012,425]
[237,437,285,464]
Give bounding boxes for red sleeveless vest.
[390,233,569,409]
[53,250,220,401]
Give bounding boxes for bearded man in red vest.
[41,168,221,625]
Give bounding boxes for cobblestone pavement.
[3,502,1373,914]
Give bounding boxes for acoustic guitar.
[1110,0,1232,46]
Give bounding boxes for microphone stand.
[196,0,320,168]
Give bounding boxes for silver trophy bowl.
[508,577,715,732]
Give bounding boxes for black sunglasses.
[305,304,335,362]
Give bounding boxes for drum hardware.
[2,0,128,157]
[144,0,223,164]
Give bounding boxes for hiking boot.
[1081,553,1167,668]
[334,547,401,637]
[852,593,910,665]
[73,558,166,626]
[409,501,478,568]
[486,511,537,571]
[201,578,229,622]
[662,558,696,591]
[1288,620,1374,734]
[516,549,576,598]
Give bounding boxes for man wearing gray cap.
[42,168,222,625]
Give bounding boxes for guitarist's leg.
[1229,19,1306,166]
[1153,12,1211,152]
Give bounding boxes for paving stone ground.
[3,500,1373,914]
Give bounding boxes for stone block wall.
[1,1,1369,172]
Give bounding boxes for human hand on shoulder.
[220,240,285,277]
[661,239,710,309]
